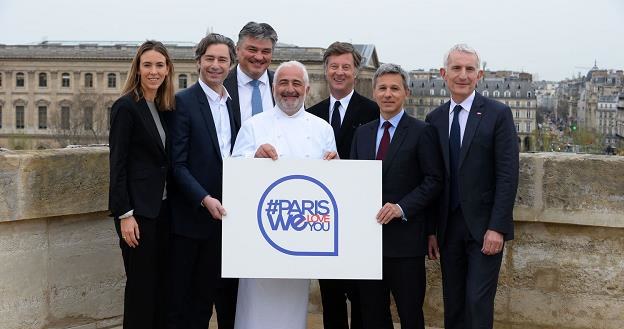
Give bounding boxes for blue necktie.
[449,105,462,211]
[250,79,263,116]
[331,100,341,139]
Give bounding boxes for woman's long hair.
[121,40,175,111]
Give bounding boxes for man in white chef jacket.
[231,60,338,329]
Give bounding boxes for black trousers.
[167,230,237,329]
[359,257,426,329]
[319,279,362,329]
[114,200,170,329]
[440,208,504,329]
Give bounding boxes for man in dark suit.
[307,41,379,329]
[308,41,379,160]
[223,21,277,124]
[425,44,519,329]
[351,63,443,329]
[167,33,239,329]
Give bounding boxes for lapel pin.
[476,112,482,116]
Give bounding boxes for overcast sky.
[0,0,622,81]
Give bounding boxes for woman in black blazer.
[109,40,175,329]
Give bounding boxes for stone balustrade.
[0,148,622,329]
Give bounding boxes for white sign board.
[222,158,382,279]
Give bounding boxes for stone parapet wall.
[0,149,622,329]
[0,148,122,329]
[424,153,624,329]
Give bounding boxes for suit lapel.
[382,114,409,177]
[364,119,379,160]
[193,83,223,161]
[316,99,331,121]
[268,70,275,106]
[458,93,484,169]
[137,97,166,155]
[338,93,359,145]
[224,69,241,130]
[226,98,238,153]
[435,102,451,175]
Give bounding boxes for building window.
[516,101,520,107]
[84,107,93,130]
[493,90,500,97]
[527,101,531,107]
[16,106,25,129]
[0,72,3,87]
[516,123,520,132]
[504,90,511,97]
[61,106,70,130]
[419,99,423,105]
[527,92,532,98]
[39,73,47,87]
[440,89,446,96]
[516,91,521,97]
[107,73,117,88]
[482,90,489,97]
[0,106,3,128]
[85,73,93,88]
[516,110,519,118]
[61,73,71,88]
[430,88,435,96]
[38,106,47,129]
[440,99,444,105]
[179,74,188,89]
[526,122,531,132]
[527,111,531,118]
[16,72,25,87]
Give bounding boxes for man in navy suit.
[351,63,443,329]
[426,44,519,329]
[167,33,239,329]
[223,21,277,124]
[307,41,379,329]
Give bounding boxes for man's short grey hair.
[274,61,309,86]
[373,63,410,90]
[237,21,278,48]
[443,43,481,69]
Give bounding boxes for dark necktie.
[250,79,263,116]
[331,100,341,139]
[376,121,392,160]
[449,105,462,210]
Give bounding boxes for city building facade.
[555,64,623,148]
[407,71,537,151]
[0,41,379,149]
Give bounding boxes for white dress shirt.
[236,65,273,123]
[448,90,476,146]
[328,89,354,124]
[199,78,232,159]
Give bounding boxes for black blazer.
[223,66,274,128]
[307,91,379,159]
[167,82,241,239]
[109,93,168,219]
[426,92,519,246]
[351,113,443,257]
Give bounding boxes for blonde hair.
[121,40,175,111]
